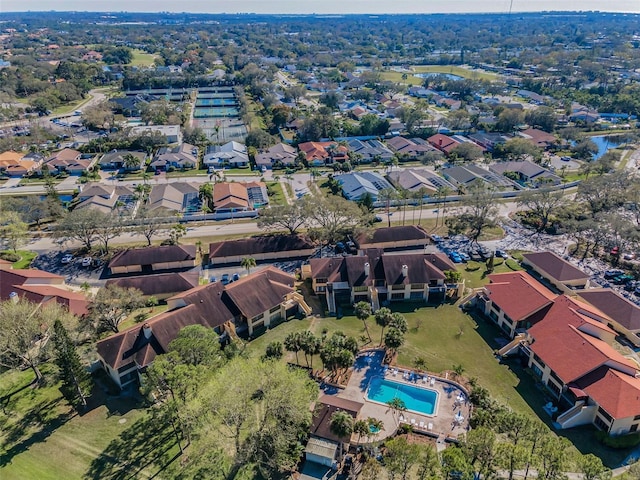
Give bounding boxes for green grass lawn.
[379,71,424,86]
[166,168,209,178]
[412,64,499,81]
[0,365,180,480]
[266,181,286,206]
[1,250,38,269]
[127,49,158,67]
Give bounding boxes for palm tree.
[452,363,465,380]
[386,397,407,425]
[353,419,370,444]
[398,188,409,226]
[299,331,322,369]
[354,301,373,343]
[284,332,302,365]
[374,307,393,345]
[378,188,396,228]
[366,417,384,441]
[329,410,354,460]
[240,256,256,275]
[123,153,141,171]
[416,187,428,226]
[435,185,451,229]
[198,182,214,211]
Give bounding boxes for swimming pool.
[366,377,438,416]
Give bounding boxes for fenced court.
[195,98,237,107]
[192,87,247,143]
[193,107,239,117]
[193,117,247,143]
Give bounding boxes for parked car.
[624,253,636,261]
[373,215,383,223]
[458,251,470,262]
[221,273,230,285]
[81,257,92,267]
[60,254,74,264]
[604,269,625,279]
[335,242,346,254]
[495,249,508,258]
[613,274,634,285]
[449,252,463,263]
[232,272,240,282]
[209,276,217,283]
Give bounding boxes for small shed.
[304,437,338,467]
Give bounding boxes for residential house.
[0,265,89,317]
[96,267,309,387]
[517,128,557,149]
[521,251,590,293]
[307,250,457,314]
[99,150,146,171]
[578,289,640,347]
[75,183,137,214]
[307,395,363,467]
[467,132,511,152]
[108,245,197,275]
[147,182,200,215]
[212,181,268,213]
[130,125,182,144]
[0,150,42,177]
[489,161,561,187]
[45,148,92,175]
[111,94,158,117]
[386,137,438,159]
[254,143,297,170]
[209,234,315,265]
[387,169,455,196]
[355,225,432,252]
[105,272,200,300]
[338,171,394,201]
[150,143,197,171]
[298,141,349,165]
[427,134,462,155]
[346,139,394,163]
[203,141,249,170]
[441,164,512,191]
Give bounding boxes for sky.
[2,0,640,14]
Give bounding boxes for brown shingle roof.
[105,272,199,296]
[209,235,314,259]
[224,266,295,319]
[108,245,196,269]
[310,395,363,442]
[522,251,589,282]
[578,288,640,332]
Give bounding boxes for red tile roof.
[485,271,556,321]
[427,134,461,154]
[575,367,640,420]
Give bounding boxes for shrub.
[595,430,640,448]
[0,252,20,263]
[506,259,520,270]
[466,261,482,271]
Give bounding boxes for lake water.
[590,135,623,160]
[415,72,463,81]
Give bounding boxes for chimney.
[143,323,152,339]
[401,265,408,277]
[364,262,370,277]
[439,138,443,147]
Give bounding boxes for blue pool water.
[366,377,438,415]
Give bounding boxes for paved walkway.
[323,349,471,444]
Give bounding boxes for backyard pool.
[366,377,439,416]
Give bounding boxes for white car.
[60,254,74,264]
[81,257,92,267]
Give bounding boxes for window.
[547,380,561,397]
[353,286,368,292]
[532,353,545,369]
[410,291,424,300]
[550,370,563,386]
[411,283,425,290]
[251,313,264,322]
[391,292,405,300]
[316,278,327,284]
[634,415,640,421]
[269,305,280,314]
[597,407,613,423]
[631,424,639,433]
[429,280,439,287]
[594,416,609,431]
[316,286,326,292]
[392,284,406,291]
[493,303,502,313]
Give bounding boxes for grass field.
[127,49,158,68]
[381,65,498,86]
[0,365,180,480]
[1,250,38,269]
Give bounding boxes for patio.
[321,349,471,444]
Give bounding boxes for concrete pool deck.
[322,349,471,443]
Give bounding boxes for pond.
[414,72,463,81]
[589,135,623,160]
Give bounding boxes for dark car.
[495,249,508,258]
[335,242,346,254]
[604,269,625,279]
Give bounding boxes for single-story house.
[147,182,200,215]
[441,164,512,190]
[517,128,557,149]
[307,249,458,314]
[427,134,462,155]
[0,150,42,177]
[105,272,200,300]
[212,181,267,212]
[489,161,561,187]
[99,150,146,171]
[254,143,297,170]
[96,267,309,387]
[346,139,394,163]
[298,142,349,165]
[45,148,92,175]
[130,125,181,144]
[385,137,438,159]
[150,143,197,171]
[355,225,432,251]
[521,251,590,293]
[203,141,249,169]
[387,169,454,196]
[209,234,315,265]
[338,171,394,201]
[108,245,197,275]
[467,132,511,152]
[75,183,137,214]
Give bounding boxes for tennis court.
[193,107,239,118]
[195,98,238,107]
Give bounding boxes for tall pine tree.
[52,320,92,409]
